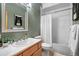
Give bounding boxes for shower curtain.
[41,14,52,44]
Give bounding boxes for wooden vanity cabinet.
[32,41,42,56]
[14,41,42,56]
[32,48,42,56]
[23,43,38,56]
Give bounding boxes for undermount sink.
[14,41,26,45]
[12,38,37,46]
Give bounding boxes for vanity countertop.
[0,39,41,56]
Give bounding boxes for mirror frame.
[1,3,28,32]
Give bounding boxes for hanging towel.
[69,24,79,55]
[74,25,79,55]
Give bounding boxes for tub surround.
[0,38,42,56]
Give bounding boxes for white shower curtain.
[41,14,52,44]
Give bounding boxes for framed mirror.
[1,3,28,32]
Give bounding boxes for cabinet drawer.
[23,43,38,56]
[32,48,42,56]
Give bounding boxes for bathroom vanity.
[14,40,42,56]
[0,39,42,56]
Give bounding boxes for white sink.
[12,38,37,46]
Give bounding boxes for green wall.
[28,3,40,37]
[1,3,41,43]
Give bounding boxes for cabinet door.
[23,43,38,56]
[32,48,42,56]
[38,41,42,49]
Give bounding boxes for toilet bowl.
[42,43,52,56]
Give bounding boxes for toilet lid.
[42,43,52,47]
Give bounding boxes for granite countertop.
[0,38,41,56]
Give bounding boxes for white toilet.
[34,36,52,56]
[34,36,52,50]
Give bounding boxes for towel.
[69,24,79,55]
[74,25,79,55]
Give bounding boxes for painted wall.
[28,3,40,37]
[1,3,41,43]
